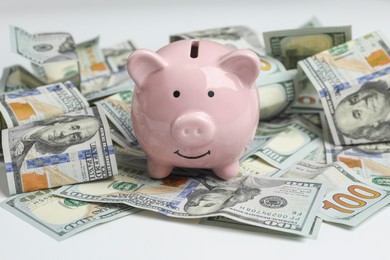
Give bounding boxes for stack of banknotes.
[1,17,390,241]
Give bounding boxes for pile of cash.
[1,18,390,241]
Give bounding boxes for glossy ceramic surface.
[127,39,260,180]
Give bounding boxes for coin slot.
[190,41,199,58]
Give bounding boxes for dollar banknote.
[278,160,390,226]
[76,37,111,96]
[102,39,136,75]
[0,188,138,240]
[170,25,265,55]
[257,69,297,120]
[239,156,279,177]
[9,25,80,88]
[298,31,390,145]
[326,141,390,191]
[81,40,136,101]
[253,115,323,169]
[95,90,138,147]
[10,26,78,65]
[292,68,323,109]
[257,54,286,76]
[2,106,118,194]
[54,156,327,236]
[263,26,352,69]
[31,60,80,89]
[0,81,88,128]
[0,65,45,94]
[200,216,323,239]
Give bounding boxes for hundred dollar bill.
[278,160,390,226]
[82,40,136,101]
[257,69,297,120]
[200,216,323,239]
[10,26,78,65]
[285,109,323,128]
[95,90,138,146]
[76,37,111,96]
[0,81,88,128]
[253,115,323,170]
[326,141,390,191]
[9,26,80,88]
[31,60,80,89]
[103,40,136,75]
[0,188,138,241]
[2,106,118,194]
[292,68,323,109]
[257,54,286,76]
[54,158,327,236]
[0,65,45,94]
[264,26,352,69]
[170,25,265,55]
[240,156,279,177]
[298,31,390,145]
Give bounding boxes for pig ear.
[127,49,168,86]
[218,50,260,87]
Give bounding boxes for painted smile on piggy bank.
[174,149,211,159]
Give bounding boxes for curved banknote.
[257,69,297,120]
[0,65,45,94]
[0,188,138,240]
[292,68,323,109]
[2,106,117,194]
[95,90,139,147]
[81,40,136,101]
[170,25,265,55]
[252,115,323,170]
[278,160,390,226]
[200,216,323,239]
[9,25,80,88]
[54,157,327,237]
[31,60,80,88]
[0,81,88,128]
[298,31,390,145]
[76,37,111,96]
[10,25,78,65]
[263,26,352,69]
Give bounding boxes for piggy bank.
[127,39,260,180]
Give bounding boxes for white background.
[1,0,390,259]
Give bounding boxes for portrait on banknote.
[4,111,104,193]
[333,79,390,143]
[184,176,286,215]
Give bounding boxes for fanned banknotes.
[54,155,327,237]
[2,106,118,194]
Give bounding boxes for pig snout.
[171,112,215,147]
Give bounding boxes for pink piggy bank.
[127,40,260,180]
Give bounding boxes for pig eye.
[208,90,215,98]
[173,90,180,98]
